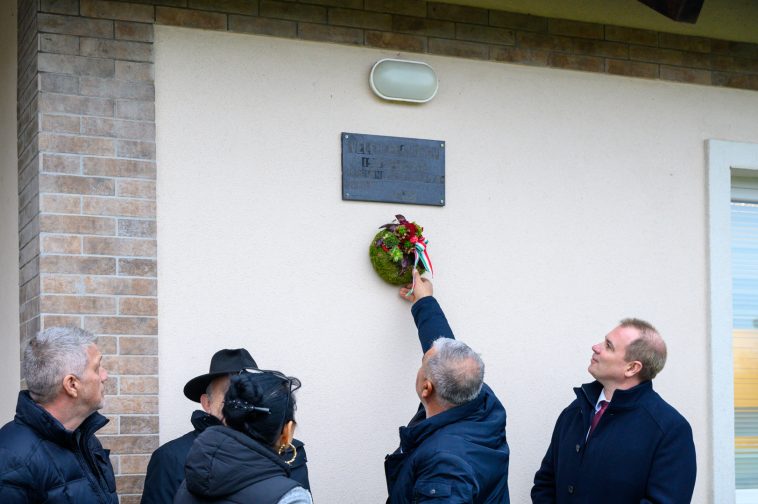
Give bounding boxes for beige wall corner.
[0,0,20,421]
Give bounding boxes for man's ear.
[420,379,434,399]
[199,393,211,414]
[625,360,642,378]
[62,374,78,398]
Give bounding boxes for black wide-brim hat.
[183,348,258,402]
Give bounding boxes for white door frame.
[707,139,758,504]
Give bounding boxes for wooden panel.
[734,330,758,408]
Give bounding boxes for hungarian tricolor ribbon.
[406,235,434,297]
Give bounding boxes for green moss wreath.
[369,215,432,285]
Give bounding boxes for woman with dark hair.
[174,370,312,504]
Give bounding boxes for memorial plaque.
[341,132,445,206]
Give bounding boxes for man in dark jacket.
[141,348,309,504]
[531,318,697,503]
[385,271,510,503]
[0,326,117,503]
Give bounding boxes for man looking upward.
[531,319,696,503]
[0,327,116,503]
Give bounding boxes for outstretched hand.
[399,269,433,304]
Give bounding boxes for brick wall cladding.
[16,0,758,501]
[18,0,41,354]
[150,0,758,90]
[19,0,158,502]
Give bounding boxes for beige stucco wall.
[155,26,758,503]
[0,0,20,422]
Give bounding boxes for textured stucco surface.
[155,26,758,503]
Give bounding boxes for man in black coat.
[0,326,117,503]
[141,348,309,504]
[531,318,697,503]
[385,271,510,503]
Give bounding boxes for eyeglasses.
[237,367,302,394]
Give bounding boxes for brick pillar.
[18,1,158,501]
[18,0,41,351]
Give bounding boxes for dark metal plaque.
[341,132,445,206]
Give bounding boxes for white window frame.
[708,139,758,504]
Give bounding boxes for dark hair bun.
[223,377,266,423]
[222,371,299,448]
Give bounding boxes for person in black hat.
[141,349,310,504]
[174,369,311,504]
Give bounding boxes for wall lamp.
[369,58,438,103]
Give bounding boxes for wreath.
[369,214,433,286]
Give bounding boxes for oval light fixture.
[369,58,438,103]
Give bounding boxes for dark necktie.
[588,400,609,438]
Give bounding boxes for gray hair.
[425,338,485,406]
[205,374,232,401]
[22,326,97,404]
[620,318,667,381]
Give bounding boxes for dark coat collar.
[14,390,109,448]
[399,384,491,452]
[190,409,223,433]
[575,380,654,412]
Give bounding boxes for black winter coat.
[141,411,309,504]
[141,411,223,504]
[384,296,511,503]
[531,380,697,503]
[0,391,118,504]
[173,426,305,504]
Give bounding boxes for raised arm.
[400,270,455,353]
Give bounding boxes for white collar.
[595,390,608,412]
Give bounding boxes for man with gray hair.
[384,271,510,503]
[531,318,697,503]
[0,326,117,503]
